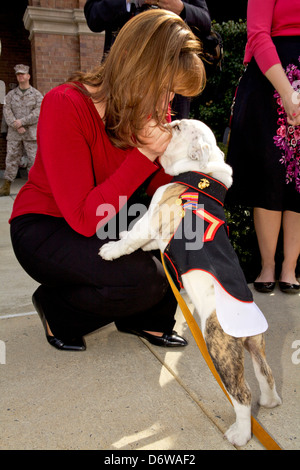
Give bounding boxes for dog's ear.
[170,119,181,128]
[209,144,225,162]
[188,137,210,165]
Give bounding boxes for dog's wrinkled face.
[160,119,223,176]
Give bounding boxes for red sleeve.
[38,88,158,236]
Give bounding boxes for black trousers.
[10,214,177,340]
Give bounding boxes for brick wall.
[24,2,104,96]
[32,33,81,92]
[33,0,81,8]
[0,1,32,170]
[30,28,104,95]
[0,0,104,170]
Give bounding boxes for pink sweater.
[244,0,300,74]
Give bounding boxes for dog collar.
[172,171,227,206]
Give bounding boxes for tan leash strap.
[161,253,282,450]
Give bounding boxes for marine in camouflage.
[2,84,43,181]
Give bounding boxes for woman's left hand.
[266,65,300,126]
[282,90,300,126]
[137,119,171,162]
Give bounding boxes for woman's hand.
[137,119,171,162]
[281,89,300,126]
[265,64,300,126]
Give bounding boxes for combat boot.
[0,180,11,197]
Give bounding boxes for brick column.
[23,6,104,95]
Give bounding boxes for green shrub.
[224,206,261,283]
[190,19,247,142]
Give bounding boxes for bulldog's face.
[160,119,223,176]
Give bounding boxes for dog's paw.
[258,390,282,408]
[119,231,129,239]
[99,241,123,261]
[224,423,251,447]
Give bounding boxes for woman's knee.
[132,252,168,299]
[92,253,169,315]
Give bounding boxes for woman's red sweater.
[10,83,171,237]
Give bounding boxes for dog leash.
[161,253,282,450]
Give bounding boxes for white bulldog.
[99,119,281,447]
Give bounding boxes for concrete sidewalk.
[0,177,299,451]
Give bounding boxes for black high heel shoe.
[279,282,300,294]
[253,281,276,293]
[32,293,86,351]
[116,326,188,347]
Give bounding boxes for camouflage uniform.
[3,84,43,182]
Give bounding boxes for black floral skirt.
[226,36,300,213]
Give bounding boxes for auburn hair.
[68,9,206,148]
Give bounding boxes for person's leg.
[10,214,178,341]
[0,141,22,196]
[33,277,178,340]
[253,207,282,282]
[23,140,37,171]
[4,140,22,182]
[280,210,300,285]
